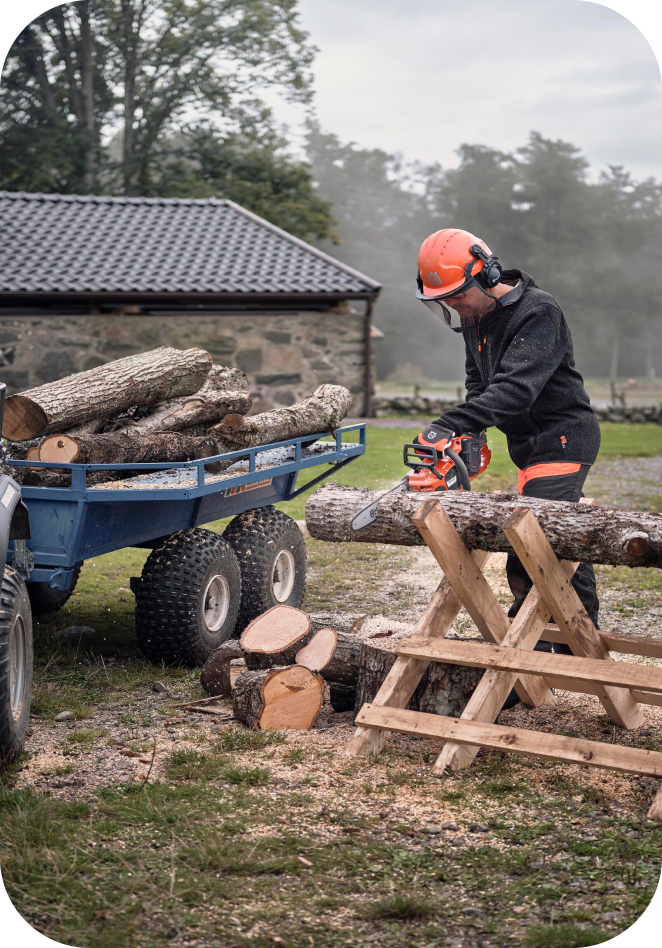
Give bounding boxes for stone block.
[235,348,263,372]
[255,373,302,386]
[36,349,76,383]
[263,330,292,344]
[272,389,296,405]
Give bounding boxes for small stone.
[422,824,444,834]
[462,906,482,916]
[469,822,489,833]
[450,837,464,847]
[152,681,167,693]
[55,626,96,641]
[54,711,74,722]
[441,822,459,831]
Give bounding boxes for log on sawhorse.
[347,496,662,820]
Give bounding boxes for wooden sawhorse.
[349,497,662,819]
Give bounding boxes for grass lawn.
[1,422,661,947]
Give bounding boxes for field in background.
[376,374,662,408]
[1,422,661,947]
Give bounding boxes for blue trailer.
[0,391,366,763]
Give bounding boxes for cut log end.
[622,532,651,559]
[38,434,80,464]
[295,627,337,672]
[240,606,313,669]
[233,665,324,730]
[3,395,48,441]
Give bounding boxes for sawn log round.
[305,484,662,568]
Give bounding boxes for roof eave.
[0,289,381,309]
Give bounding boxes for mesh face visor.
[416,270,483,333]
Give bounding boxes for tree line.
[1,2,660,380]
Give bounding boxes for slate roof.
[0,192,380,298]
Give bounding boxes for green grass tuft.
[221,765,271,786]
[523,923,611,947]
[216,728,286,752]
[360,895,434,919]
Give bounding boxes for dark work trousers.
[506,463,599,655]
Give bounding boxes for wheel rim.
[9,613,26,720]
[203,574,231,632]
[272,549,296,603]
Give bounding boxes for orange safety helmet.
[415,228,503,332]
[417,228,500,298]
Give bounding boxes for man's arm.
[436,305,567,433]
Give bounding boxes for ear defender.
[470,243,502,289]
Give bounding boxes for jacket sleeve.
[464,347,485,401]
[436,304,568,433]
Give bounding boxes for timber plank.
[541,624,662,660]
[355,705,662,778]
[398,639,662,694]
[411,499,553,708]
[345,550,490,758]
[432,564,577,775]
[503,507,645,730]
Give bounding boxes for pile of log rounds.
[200,605,483,729]
[3,347,354,487]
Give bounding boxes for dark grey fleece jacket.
[435,269,601,470]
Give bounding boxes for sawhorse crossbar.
[348,497,662,819]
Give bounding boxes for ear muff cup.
[470,243,502,289]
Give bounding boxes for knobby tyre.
[135,529,241,667]
[223,506,306,632]
[0,567,33,766]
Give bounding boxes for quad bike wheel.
[134,529,241,666]
[0,567,33,766]
[223,506,306,632]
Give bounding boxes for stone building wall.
[0,310,368,414]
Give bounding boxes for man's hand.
[413,424,455,454]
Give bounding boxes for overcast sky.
[268,0,662,181]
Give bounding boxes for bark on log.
[210,384,353,449]
[114,366,251,435]
[354,632,485,717]
[315,631,369,687]
[3,346,212,440]
[413,657,485,717]
[201,640,245,696]
[354,631,412,713]
[240,606,314,670]
[232,665,325,730]
[305,484,662,568]
[38,430,221,466]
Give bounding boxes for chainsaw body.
[403,426,491,492]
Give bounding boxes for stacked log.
[3,348,353,488]
[200,605,483,729]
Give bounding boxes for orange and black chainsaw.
[350,425,491,531]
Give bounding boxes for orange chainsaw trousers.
[507,461,598,651]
